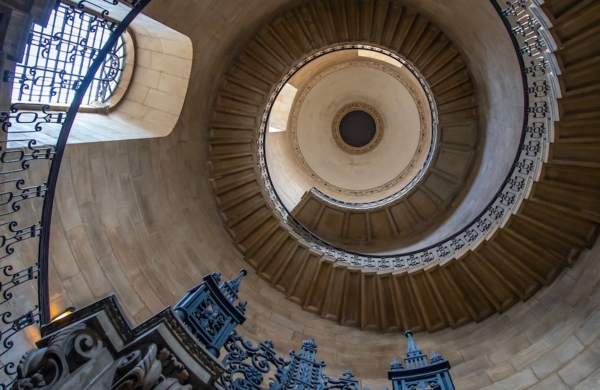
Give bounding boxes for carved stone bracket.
[11,295,224,390]
[113,344,192,390]
[12,323,104,389]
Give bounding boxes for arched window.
[12,2,126,106]
[6,2,192,144]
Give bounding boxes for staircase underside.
[206,0,600,333]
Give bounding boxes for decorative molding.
[41,295,224,377]
[332,102,384,155]
[289,61,429,197]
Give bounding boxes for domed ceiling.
[283,53,432,200]
[265,46,480,253]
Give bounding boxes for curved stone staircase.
[13,0,596,386]
[207,0,600,333]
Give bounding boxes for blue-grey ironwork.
[175,269,248,358]
[387,331,455,390]
[0,0,149,387]
[217,333,361,390]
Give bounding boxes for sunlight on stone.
[358,49,404,69]
[268,83,298,132]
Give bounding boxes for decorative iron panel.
[9,2,126,105]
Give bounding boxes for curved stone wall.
[48,142,600,388]
[40,0,600,389]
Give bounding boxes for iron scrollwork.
[217,333,361,390]
[10,2,126,106]
[0,0,150,387]
[174,270,247,358]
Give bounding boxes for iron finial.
[405,330,422,357]
[229,269,247,292]
[390,358,403,369]
[219,269,247,304]
[430,351,443,363]
[303,338,318,349]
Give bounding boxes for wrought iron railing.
[217,333,364,390]
[258,0,558,270]
[174,270,455,390]
[0,0,149,387]
[10,1,127,106]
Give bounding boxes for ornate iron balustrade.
[0,0,150,387]
[171,268,455,390]
[174,270,354,389]
[217,333,361,390]
[216,329,454,390]
[160,268,364,389]
[175,270,248,358]
[257,0,556,270]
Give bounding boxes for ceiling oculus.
[333,103,383,154]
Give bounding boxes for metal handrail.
[0,0,150,386]
[258,0,558,270]
[37,0,151,325]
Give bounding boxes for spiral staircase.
[207,0,600,335]
[0,0,597,388]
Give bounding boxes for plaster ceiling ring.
[289,60,430,198]
[332,103,384,155]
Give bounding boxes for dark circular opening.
[339,110,377,148]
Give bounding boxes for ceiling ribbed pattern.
[207,0,600,333]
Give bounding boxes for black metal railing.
[217,333,363,390]
[10,1,126,106]
[257,0,558,270]
[0,0,149,387]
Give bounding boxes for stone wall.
[65,13,194,143]
[15,0,600,389]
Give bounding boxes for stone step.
[203,0,600,334]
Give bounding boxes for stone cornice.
[289,61,430,197]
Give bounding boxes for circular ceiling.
[290,59,432,200]
[260,46,483,253]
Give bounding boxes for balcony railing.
[256,0,558,270]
